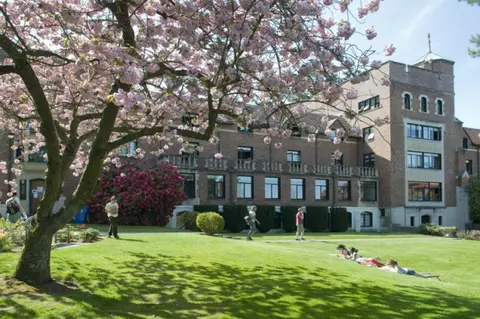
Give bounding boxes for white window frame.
[435,98,445,116]
[419,95,429,113]
[402,92,413,111]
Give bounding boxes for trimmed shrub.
[306,206,329,232]
[281,206,298,232]
[196,212,225,235]
[223,205,248,232]
[330,207,349,232]
[417,224,457,237]
[193,205,219,213]
[457,230,480,240]
[177,211,200,231]
[255,205,275,233]
[79,228,101,242]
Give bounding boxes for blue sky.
[348,0,480,128]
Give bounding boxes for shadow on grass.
[1,253,479,319]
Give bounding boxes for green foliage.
[255,205,275,233]
[457,230,480,240]
[193,205,219,213]
[469,176,480,223]
[280,206,298,232]
[417,224,457,237]
[460,0,480,57]
[79,228,101,242]
[177,211,200,231]
[306,206,329,232]
[0,219,25,251]
[330,208,349,232]
[222,205,248,232]
[196,212,225,235]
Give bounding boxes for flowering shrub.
[0,219,25,251]
[88,162,186,226]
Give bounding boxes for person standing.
[246,206,260,241]
[105,196,120,239]
[295,207,305,241]
[5,191,27,223]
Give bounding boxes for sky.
[347,0,480,128]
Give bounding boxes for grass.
[84,224,185,233]
[1,233,480,319]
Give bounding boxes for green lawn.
[1,234,480,319]
[85,224,185,233]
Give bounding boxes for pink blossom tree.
[0,0,392,284]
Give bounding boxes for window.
[237,146,253,160]
[407,151,441,169]
[436,99,444,115]
[463,137,469,149]
[237,176,253,199]
[331,153,344,165]
[119,141,137,157]
[466,160,473,175]
[265,177,280,199]
[315,179,329,200]
[403,93,412,110]
[27,146,47,163]
[380,208,385,217]
[438,216,443,226]
[408,182,442,201]
[348,212,352,228]
[182,174,196,199]
[207,175,225,199]
[287,150,301,163]
[363,126,374,142]
[361,181,377,201]
[358,95,380,113]
[406,124,442,141]
[420,96,428,112]
[363,153,375,167]
[181,112,198,126]
[361,212,373,227]
[410,216,415,227]
[290,178,305,200]
[337,180,351,201]
[289,124,302,137]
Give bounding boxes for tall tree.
[0,0,391,284]
[460,0,480,57]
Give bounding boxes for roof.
[464,127,480,146]
[413,52,454,65]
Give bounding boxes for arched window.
[403,93,412,110]
[361,211,373,227]
[436,99,444,115]
[420,96,428,112]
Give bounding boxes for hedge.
[330,207,349,232]
[196,212,225,235]
[222,205,248,232]
[255,205,276,233]
[306,206,329,232]
[193,205,219,213]
[281,206,298,232]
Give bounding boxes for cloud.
[398,0,448,40]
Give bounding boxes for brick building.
[1,49,477,230]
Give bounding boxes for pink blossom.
[274,142,282,149]
[333,137,341,145]
[371,60,382,69]
[307,134,316,143]
[365,27,377,40]
[346,90,358,100]
[324,129,333,137]
[381,77,391,86]
[264,136,272,144]
[384,44,396,56]
[214,153,223,159]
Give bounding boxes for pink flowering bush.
[88,163,186,226]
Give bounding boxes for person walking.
[246,206,260,241]
[5,191,27,223]
[105,196,120,239]
[295,207,305,241]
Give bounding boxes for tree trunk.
[14,222,57,285]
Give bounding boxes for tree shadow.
[2,252,480,318]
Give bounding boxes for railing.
[27,152,47,163]
[235,159,256,171]
[262,161,283,172]
[314,165,331,175]
[205,158,228,170]
[333,165,353,176]
[288,162,307,174]
[160,155,198,169]
[358,166,378,178]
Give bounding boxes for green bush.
[177,211,200,231]
[417,224,457,237]
[306,206,329,232]
[281,206,298,232]
[193,205,219,213]
[196,212,225,235]
[79,228,101,242]
[255,205,275,233]
[457,230,480,240]
[222,205,248,232]
[0,219,25,251]
[469,175,480,223]
[330,207,349,232]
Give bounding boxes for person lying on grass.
[350,247,385,268]
[381,259,441,280]
[336,244,352,259]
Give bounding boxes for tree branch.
[0,65,17,75]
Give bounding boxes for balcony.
[262,161,283,172]
[358,166,378,178]
[159,155,198,169]
[205,158,228,170]
[235,159,256,171]
[288,162,308,174]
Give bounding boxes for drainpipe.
[476,146,479,176]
